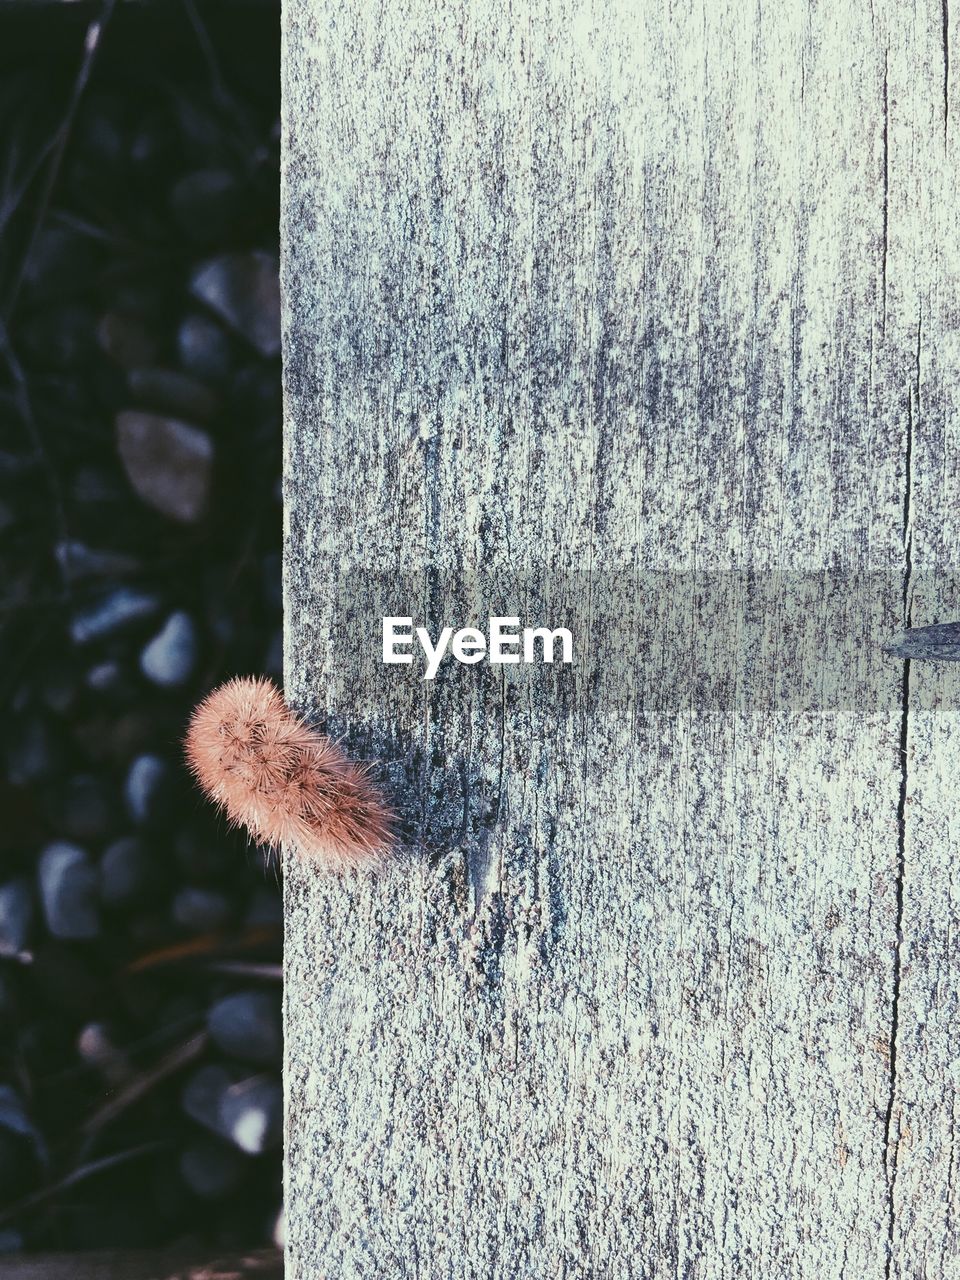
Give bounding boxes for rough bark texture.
[281,1,959,1276]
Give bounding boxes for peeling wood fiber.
[281,1,960,1276]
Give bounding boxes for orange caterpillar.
[184,677,393,871]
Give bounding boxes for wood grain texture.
[281,1,958,1275]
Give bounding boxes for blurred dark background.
[0,0,284,1263]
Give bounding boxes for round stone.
[140,611,198,687]
[37,843,99,940]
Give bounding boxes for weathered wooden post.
[281,1,960,1274]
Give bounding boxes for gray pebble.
[177,313,233,383]
[272,1207,286,1250]
[140,611,198,687]
[179,1135,244,1198]
[182,1063,232,1133]
[40,667,77,715]
[0,880,33,955]
[125,754,168,825]
[55,540,140,582]
[99,836,152,907]
[207,991,281,1065]
[38,843,100,940]
[86,661,123,693]
[6,719,52,787]
[77,1022,131,1086]
[70,587,160,644]
[190,252,280,358]
[127,367,220,423]
[219,1075,282,1155]
[0,1085,44,1169]
[172,887,231,932]
[23,226,98,300]
[0,452,31,480]
[0,1087,37,1144]
[116,411,214,524]
[96,311,159,370]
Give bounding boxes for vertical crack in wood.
[886,654,908,1277]
[943,0,951,144]
[885,309,919,1276]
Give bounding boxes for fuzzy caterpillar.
[184,676,393,871]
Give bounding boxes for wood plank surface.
[281,1,957,1275]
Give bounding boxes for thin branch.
[0,1,116,590]
[0,133,59,236]
[180,0,229,106]
[127,925,281,974]
[0,327,70,593]
[80,1032,208,1138]
[2,0,116,324]
[204,961,283,981]
[0,1143,163,1228]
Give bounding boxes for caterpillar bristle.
[184,676,393,872]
